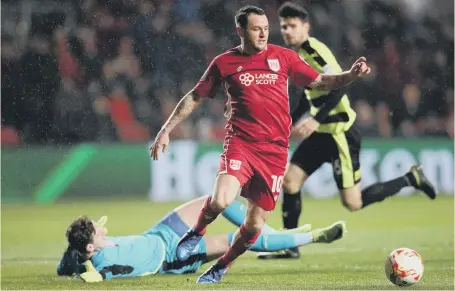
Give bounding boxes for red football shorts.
[218,137,288,211]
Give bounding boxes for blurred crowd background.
[1,0,454,145]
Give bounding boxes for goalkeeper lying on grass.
[57,196,347,282]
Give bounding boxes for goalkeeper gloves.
[80,260,103,283]
[96,216,108,235]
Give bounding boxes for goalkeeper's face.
[244,14,269,52]
[88,220,106,251]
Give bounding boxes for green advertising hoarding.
[2,144,150,204]
[1,139,453,204]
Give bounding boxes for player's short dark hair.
[66,216,95,256]
[235,5,265,29]
[278,2,309,22]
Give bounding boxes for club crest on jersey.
[267,59,280,72]
[229,159,242,170]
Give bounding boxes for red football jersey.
[193,44,320,147]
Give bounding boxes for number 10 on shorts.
[271,175,284,193]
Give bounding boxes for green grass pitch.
[1,195,454,290]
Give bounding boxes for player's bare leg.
[340,183,363,211]
[342,164,436,211]
[209,174,242,212]
[176,174,240,261]
[174,195,207,226]
[283,163,309,193]
[258,163,309,260]
[197,199,270,284]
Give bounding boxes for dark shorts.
[290,126,362,189]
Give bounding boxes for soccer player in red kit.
[150,5,370,284]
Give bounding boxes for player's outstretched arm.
[150,91,203,160]
[161,91,203,134]
[79,260,137,283]
[309,57,371,91]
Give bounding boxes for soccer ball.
[384,248,424,287]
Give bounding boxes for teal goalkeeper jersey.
[89,234,165,279]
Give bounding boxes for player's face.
[244,14,269,52]
[88,220,106,251]
[280,17,309,47]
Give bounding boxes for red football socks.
[193,196,221,235]
[217,224,261,267]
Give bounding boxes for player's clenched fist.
[350,57,371,78]
[150,130,169,160]
[292,117,320,139]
